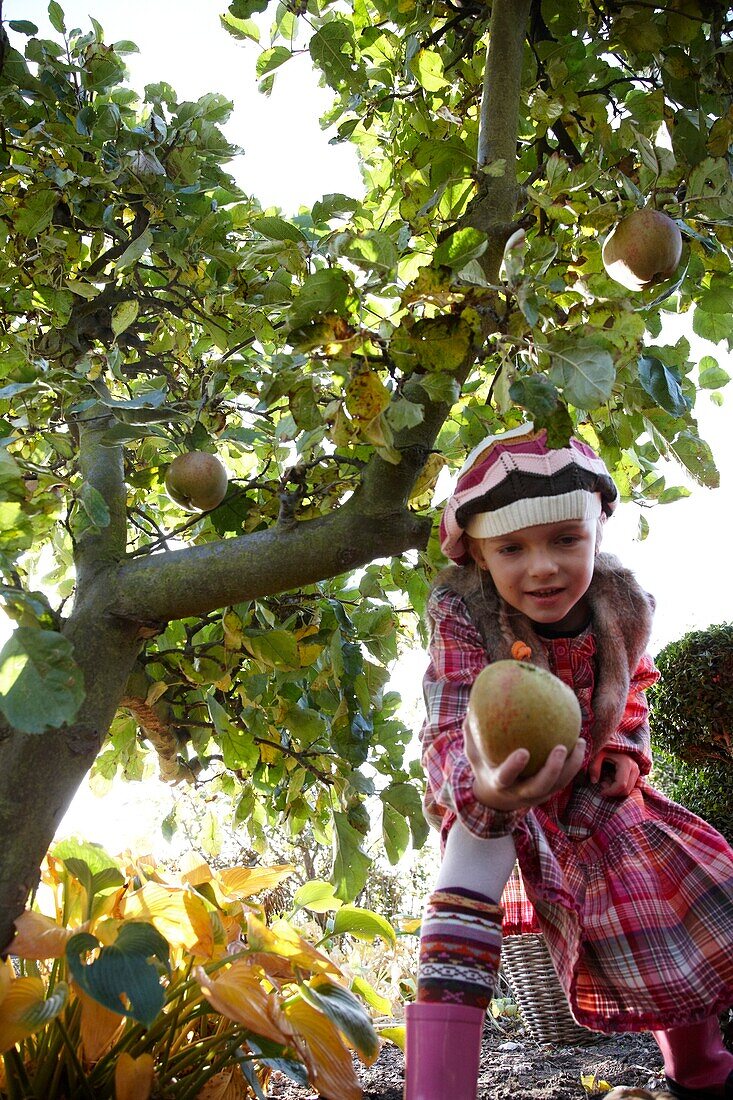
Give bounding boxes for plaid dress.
[421,585,733,1032]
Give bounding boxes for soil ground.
[266,1014,671,1100]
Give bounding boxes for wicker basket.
[500,932,594,1045]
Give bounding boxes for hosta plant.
[0,840,391,1099]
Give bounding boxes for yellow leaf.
[115,1052,155,1100]
[246,914,339,976]
[285,997,363,1100]
[581,1073,613,1094]
[11,910,74,959]
[144,681,168,707]
[344,368,391,422]
[409,452,447,504]
[223,610,245,650]
[399,918,422,934]
[0,976,47,1053]
[195,1064,251,1099]
[195,958,293,1046]
[378,1024,405,1052]
[119,881,214,957]
[179,852,214,888]
[76,984,125,1065]
[218,864,294,900]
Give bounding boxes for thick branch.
[114,502,430,625]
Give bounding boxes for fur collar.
[433,553,655,753]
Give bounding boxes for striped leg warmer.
[416,886,503,1009]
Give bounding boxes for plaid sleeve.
[600,652,659,775]
[420,587,523,838]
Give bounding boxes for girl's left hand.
[588,751,640,797]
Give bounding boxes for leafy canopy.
[1,0,732,894]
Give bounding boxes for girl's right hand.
[464,718,587,812]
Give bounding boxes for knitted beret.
[439,423,618,565]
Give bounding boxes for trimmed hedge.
[649,622,733,765]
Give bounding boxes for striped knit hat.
[440,423,618,565]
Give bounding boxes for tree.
[0,0,731,954]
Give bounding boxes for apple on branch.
[602,208,683,292]
[164,451,229,512]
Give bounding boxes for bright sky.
[8,2,733,852]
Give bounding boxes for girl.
[405,423,733,1100]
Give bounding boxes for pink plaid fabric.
[420,586,733,1032]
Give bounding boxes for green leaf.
[53,838,119,878]
[15,190,57,238]
[289,269,351,329]
[332,904,396,945]
[698,275,733,314]
[381,781,429,850]
[111,300,140,336]
[434,228,487,269]
[698,358,730,389]
[48,1,66,34]
[0,449,26,502]
[8,21,39,34]
[0,627,85,734]
[671,430,719,488]
[386,397,424,432]
[252,216,306,243]
[66,922,170,1028]
[205,693,259,770]
[292,880,343,914]
[298,976,379,1062]
[548,342,615,409]
[509,374,561,418]
[310,22,356,91]
[77,483,112,532]
[382,802,410,864]
[692,310,732,345]
[114,228,153,272]
[637,356,691,417]
[410,49,446,92]
[312,194,358,223]
[332,811,371,902]
[256,47,292,80]
[243,629,299,669]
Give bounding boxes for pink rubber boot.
[404,1002,484,1100]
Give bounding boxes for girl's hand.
[464,718,587,813]
[588,751,640,798]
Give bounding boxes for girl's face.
[469,518,597,632]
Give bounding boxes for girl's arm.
[421,587,523,838]
[588,653,659,796]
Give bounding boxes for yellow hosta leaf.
[119,881,214,957]
[195,1064,251,1099]
[344,368,391,422]
[285,997,362,1100]
[115,1052,155,1100]
[179,852,214,888]
[246,914,339,976]
[218,864,294,900]
[0,976,48,1053]
[11,910,74,959]
[195,958,293,1045]
[378,1024,405,1051]
[76,984,125,1065]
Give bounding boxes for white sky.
[8,1,733,850]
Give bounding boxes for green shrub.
[651,750,733,845]
[649,623,733,765]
